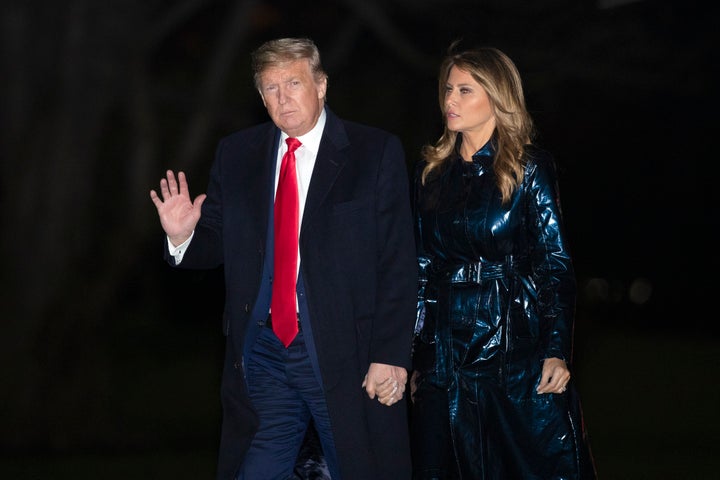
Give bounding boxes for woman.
[410,44,597,479]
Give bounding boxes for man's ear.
[317,76,328,100]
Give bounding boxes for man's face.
[258,59,327,138]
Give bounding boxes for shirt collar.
[280,108,326,154]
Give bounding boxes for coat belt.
[427,257,529,284]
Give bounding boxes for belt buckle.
[468,262,481,284]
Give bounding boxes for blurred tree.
[0,0,262,450]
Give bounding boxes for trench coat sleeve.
[412,160,431,336]
[525,156,576,362]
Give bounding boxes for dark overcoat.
[168,107,418,479]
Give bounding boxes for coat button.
[244,304,250,312]
[233,362,241,370]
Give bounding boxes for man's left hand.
[362,363,407,406]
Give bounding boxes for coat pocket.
[447,284,482,329]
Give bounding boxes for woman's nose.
[445,92,456,107]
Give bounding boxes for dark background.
[1,0,717,478]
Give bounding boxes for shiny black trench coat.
[411,141,596,479]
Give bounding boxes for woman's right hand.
[410,370,419,403]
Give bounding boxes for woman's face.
[443,66,496,140]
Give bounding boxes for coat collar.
[300,106,349,233]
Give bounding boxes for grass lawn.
[1,325,717,479]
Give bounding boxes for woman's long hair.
[421,44,535,204]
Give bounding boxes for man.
[150,37,417,480]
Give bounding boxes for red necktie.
[272,137,302,347]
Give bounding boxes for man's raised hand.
[149,170,206,246]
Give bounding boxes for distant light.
[597,0,644,8]
[628,277,653,305]
[583,277,609,302]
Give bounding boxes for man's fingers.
[177,171,191,195]
[194,193,207,209]
[165,170,179,195]
[363,374,377,399]
[364,365,408,403]
[376,378,406,405]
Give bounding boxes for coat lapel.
[301,108,349,233]
[243,124,281,233]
